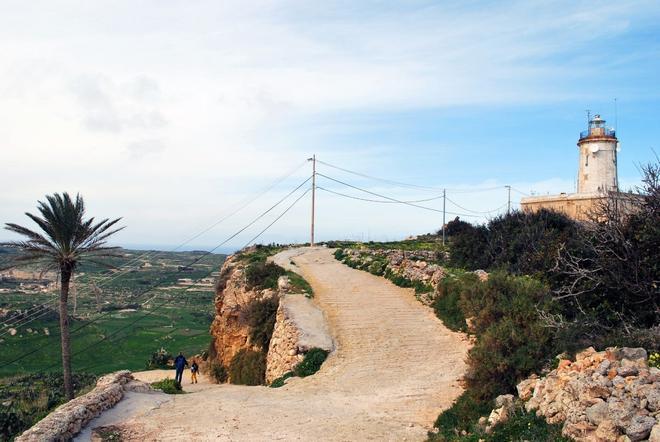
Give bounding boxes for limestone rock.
[586,401,610,425]
[516,346,659,442]
[648,424,660,442]
[625,415,656,441]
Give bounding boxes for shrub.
[146,348,173,369]
[244,296,279,350]
[333,249,346,260]
[649,352,660,369]
[368,260,386,276]
[287,271,313,296]
[209,362,228,383]
[151,378,183,394]
[244,262,286,290]
[294,348,329,377]
[449,224,490,270]
[269,371,295,388]
[432,273,478,332]
[460,273,554,399]
[229,349,266,385]
[488,407,570,441]
[430,390,492,441]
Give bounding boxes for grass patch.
[269,371,295,388]
[293,348,328,377]
[151,378,183,394]
[286,271,313,297]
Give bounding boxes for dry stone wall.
[266,294,333,383]
[514,347,660,441]
[16,371,150,442]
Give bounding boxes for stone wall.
[16,371,150,442]
[515,347,660,441]
[265,294,333,384]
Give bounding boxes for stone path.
[106,247,469,441]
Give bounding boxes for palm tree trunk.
[60,266,74,400]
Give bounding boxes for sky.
[1,0,659,252]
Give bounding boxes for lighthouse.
[577,115,619,194]
[520,112,640,221]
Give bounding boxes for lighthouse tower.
[577,114,619,194]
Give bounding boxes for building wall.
[521,192,642,222]
[577,137,618,194]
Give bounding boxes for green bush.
[229,349,266,385]
[151,378,183,394]
[0,372,97,440]
[287,271,313,297]
[294,348,329,377]
[368,260,386,276]
[245,262,286,290]
[460,272,554,399]
[432,273,478,332]
[146,348,173,369]
[209,362,228,383]
[333,249,346,260]
[269,371,295,388]
[430,390,492,441]
[245,297,279,350]
[488,408,570,441]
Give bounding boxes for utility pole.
[506,185,511,214]
[310,154,316,246]
[442,188,446,246]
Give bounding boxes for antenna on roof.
[585,109,591,125]
[614,98,618,132]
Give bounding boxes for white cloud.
[0,0,657,248]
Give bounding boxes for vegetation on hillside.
[0,373,97,440]
[331,161,659,441]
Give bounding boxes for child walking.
[190,360,199,384]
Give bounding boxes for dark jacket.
[191,362,199,373]
[174,355,188,371]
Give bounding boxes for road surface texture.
[102,247,468,441]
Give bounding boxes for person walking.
[190,360,199,384]
[174,352,188,386]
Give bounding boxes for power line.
[445,196,508,215]
[1,176,313,367]
[41,185,313,372]
[0,161,309,333]
[317,159,508,194]
[315,174,482,218]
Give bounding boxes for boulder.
[586,401,610,425]
[621,348,648,361]
[625,415,656,441]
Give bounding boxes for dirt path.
[113,247,469,441]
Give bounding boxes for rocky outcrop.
[209,250,332,384]
[516,347,660,441]
[208,255,277,369]
[16,371,150,442]
[265,294,334,383]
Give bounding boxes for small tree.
[2,193,123,399]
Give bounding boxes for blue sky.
[1,1,659,251]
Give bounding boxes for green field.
[0,248,226,377]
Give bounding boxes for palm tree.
[2,193,123,399]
